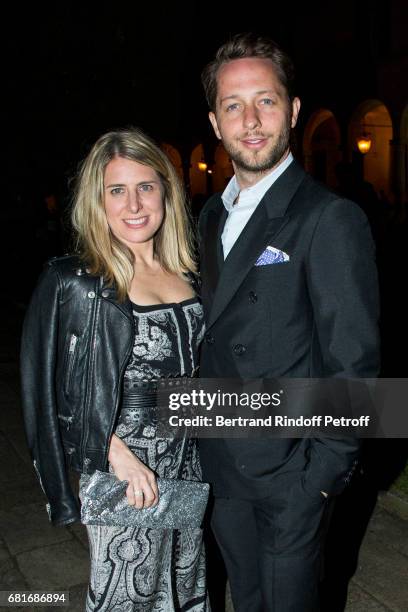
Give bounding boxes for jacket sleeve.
[20,264,80,526]
[304,199,380,495]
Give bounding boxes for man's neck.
[234,150,290,190]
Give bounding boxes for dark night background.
[2,0,407,371]
[2,1,399,188]
[0,2,407,609]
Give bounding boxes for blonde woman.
[21,128,209,611]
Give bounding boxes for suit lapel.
[217,209,226,270]
[207,160,306,329]
[207,206,288,328]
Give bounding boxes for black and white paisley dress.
[83,297,209,612]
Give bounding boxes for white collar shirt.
[221,153,294,259]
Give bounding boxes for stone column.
[389,138,406,210]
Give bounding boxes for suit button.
[233,344,246,356]
[249,291,258,303]
[101,290,110,298]
[205,332,214,345]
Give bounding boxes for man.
[198,33,380,612]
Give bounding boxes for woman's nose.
[127,191,142,213]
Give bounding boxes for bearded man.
[198,33,380,612]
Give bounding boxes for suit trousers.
[211,476,330,612]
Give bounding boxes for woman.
[21,128,209,611]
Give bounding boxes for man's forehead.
[218,57,277,79]
[216,58,285,99]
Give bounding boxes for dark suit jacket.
[198,160,380,499]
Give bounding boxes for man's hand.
[108,433,159,509]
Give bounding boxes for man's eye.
[260,98,274,106]
[226,103,240,112]
[138,184,153,192]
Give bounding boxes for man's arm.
[304,198,380,495]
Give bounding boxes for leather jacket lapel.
[100,280,133,320]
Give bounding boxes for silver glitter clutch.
[80,470,210,529]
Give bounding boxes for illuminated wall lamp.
[197,160,208,172]
[357,134,372,154]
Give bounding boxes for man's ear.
[209,111,222,140]
[291,97,301,128]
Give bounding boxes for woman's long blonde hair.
[71,128,196,301]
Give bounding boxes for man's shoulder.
[198,193,224,235]
[295,172,365,220]
[299,172,339,204]
[200,193,223,217]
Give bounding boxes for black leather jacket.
[21,255,172,526]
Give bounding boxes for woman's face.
[104,157,164,251]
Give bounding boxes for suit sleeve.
[197,207,206,242]
[20,265,80,525]
[304,199,380,495]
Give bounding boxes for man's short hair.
[201,32,296,111]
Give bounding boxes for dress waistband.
[124,372,198,393]
[121,389,158,411]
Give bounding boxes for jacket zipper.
[33,460,52,519]
[80,280,100,471]
[64,334,78,395]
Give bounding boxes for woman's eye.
[139,184,153,192]
[110,187,124,195]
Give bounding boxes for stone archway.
[348,100,394,200]
[212,143,233,193]
[400,104,408,206]
[189,144,208,215]
[303,109,341,189]
[160,142,184,181]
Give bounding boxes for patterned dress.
[82,297,209,611]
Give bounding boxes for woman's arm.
[21,264,80,526]
[108,434,159,508]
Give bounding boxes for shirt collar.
[222,152,294,212]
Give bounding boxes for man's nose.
[243,105,261,130]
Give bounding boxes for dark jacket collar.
[205,159,306,329]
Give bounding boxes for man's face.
[209,57,300,175]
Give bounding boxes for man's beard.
[224,115,291,174]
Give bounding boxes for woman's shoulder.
[46,254,93,278]
[42,254,100,290]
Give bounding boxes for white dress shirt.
[221,153,294,259]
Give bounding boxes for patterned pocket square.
[255,246,290,266]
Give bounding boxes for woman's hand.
[108,434,159,509]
